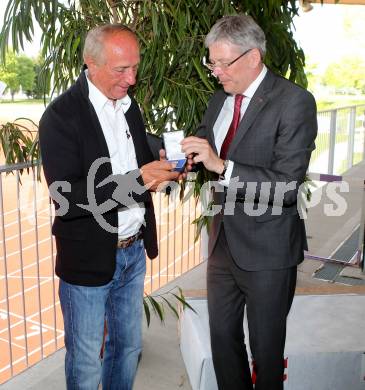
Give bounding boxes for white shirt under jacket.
[86,70,145,239]
[214,65,268,186]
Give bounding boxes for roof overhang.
[309,0,365,4]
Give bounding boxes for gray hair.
[205,15,266,58]
[83,24,136,64]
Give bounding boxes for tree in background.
[0,51,20,101]
[322,56,365,94]
[16,54,36,97]
[0,0,307,135]
[303,61,322,93]
[0,51,36,100]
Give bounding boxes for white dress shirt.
[86,71,145,239]
[214,65,268,186]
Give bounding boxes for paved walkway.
[306,161,365,262]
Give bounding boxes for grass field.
[315,94,365,111]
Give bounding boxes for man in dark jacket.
[39,24,179,390]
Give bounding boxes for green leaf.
[147,295,165,323]
[71,35,81,57]
[192,57,213,92]
[161,296,179,319]
[143,298,151,327]
[172,292,197,314]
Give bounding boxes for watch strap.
[218,159,229,181]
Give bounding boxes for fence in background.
[306,105,365,270]
[0,163,201,384]
[309,104,365,175]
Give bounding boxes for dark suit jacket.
[39,71,157,286]
[197,69,318,271]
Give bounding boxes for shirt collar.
[85,69,131,114]
[242,64,267,99]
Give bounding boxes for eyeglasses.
[203,48,252,71]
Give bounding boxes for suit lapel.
[208,91,227,154]
[227,70,276,158]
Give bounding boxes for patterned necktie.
[220,94,244,159]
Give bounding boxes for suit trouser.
[207,227,297,390]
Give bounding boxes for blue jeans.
[59,239,146,390]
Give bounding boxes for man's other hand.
[140,160,179,191]
[181,136,224,174]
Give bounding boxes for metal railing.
[0,163,202,384]
[306,105,365,269]
[1,104,365,383]
[309,104,365,175]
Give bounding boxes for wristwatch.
[218,159,229,181]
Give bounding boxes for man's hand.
[140,160,179,191]
[181,136,224,174]
[159,148,193,179]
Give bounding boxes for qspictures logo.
[47,157,350,233]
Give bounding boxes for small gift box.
[162,130,186,172]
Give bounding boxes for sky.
[0,2,365,68]
[293,3,365,71]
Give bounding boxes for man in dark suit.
[39,24,179,390]
[182,15,317,390]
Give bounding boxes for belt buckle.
[117,231,141,249]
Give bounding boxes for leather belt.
[116,230,143,249]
